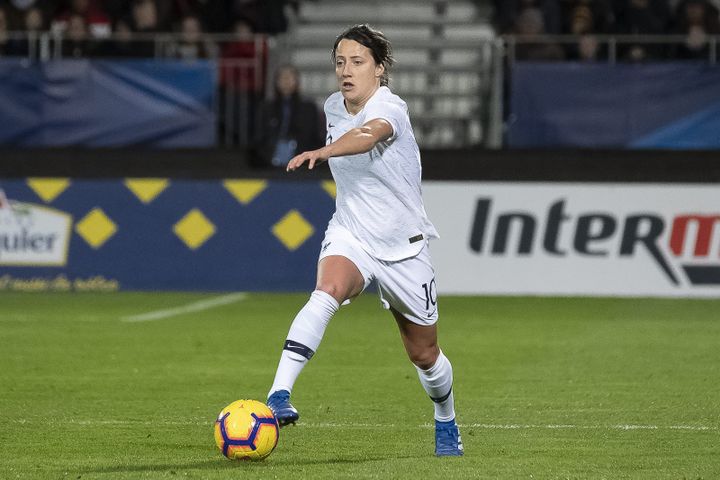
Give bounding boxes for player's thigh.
[376,245,439,326]
[317,228,375,304]
[316,255,366,304]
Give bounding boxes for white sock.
[268,290,339,397]
[415,350,456,422]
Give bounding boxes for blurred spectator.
[174,0,229,32]
[219,18,268,146]
[98,18,136,57]
[8,6,46,56]
[61,13,93,57]
[163,14,217,59]
[52,0,111,38]
[130,0,159,32]
[563,2,612,59]
[671,0,720,58]
[563,0,615,32]
[101,0,173,31]
[99,0,157,58]
[568,3,596,34]
[123,0,159,56]
[220,18,266,89]
[576,34,603,59]
[0,0,301,36]
[24,6,45,31]
[254,64,325,168]
[4,0,43,31]
[613,0,671,60]
[561,0,615,33]
[513,7,567,60]
[495,0,563,34]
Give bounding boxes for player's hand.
[286,148,329,171]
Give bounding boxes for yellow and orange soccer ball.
[214,399,279,461]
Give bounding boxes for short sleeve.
[363,101,407,142]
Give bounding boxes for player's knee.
[315,282,346,304]
[409,344,440,370]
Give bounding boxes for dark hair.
[332,24,394,86]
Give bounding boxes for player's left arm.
[286,118,393,171]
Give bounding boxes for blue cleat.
[435,419,464,456]
[267,390,299,427]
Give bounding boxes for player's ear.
[375,63,384,79]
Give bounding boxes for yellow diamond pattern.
[223,179,268,205]
[272,210,315,251]
[76,208,117,249]
[26,178,71,203]
[174,209,216,250]
[321,180,336,199]
[125,178,169,204]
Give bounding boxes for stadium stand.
[287,0,501,148]
[1,1,719,150]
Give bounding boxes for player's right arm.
[286,118,393,171]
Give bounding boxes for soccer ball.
[214,399,279,461]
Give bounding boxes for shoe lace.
[268,390,289,407]
[438,425,459,445]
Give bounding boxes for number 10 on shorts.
[422,278,437,312]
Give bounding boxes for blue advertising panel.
[0,178,336,292]
[508,62,720,149]
[0,59,216,148]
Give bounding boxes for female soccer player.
[266,24,463,456]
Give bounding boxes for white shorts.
[318,225,439,326]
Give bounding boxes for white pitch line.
[120,293,248,322]
[12,418,716,432]
[456,423,717,432]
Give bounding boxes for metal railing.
[1,31,270,58]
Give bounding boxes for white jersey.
[323,86,439,261]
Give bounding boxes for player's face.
[335,39,384,111]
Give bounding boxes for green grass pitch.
[1,292,719,479]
